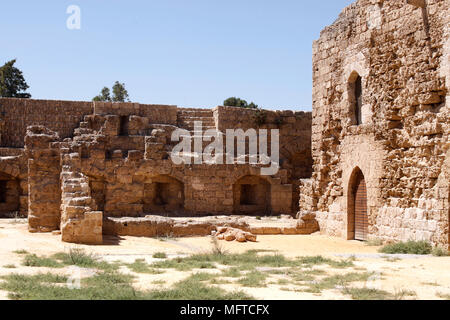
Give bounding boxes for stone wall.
[0,98,93,148]
[305,0,449,248]
[0,98,312,244]
[25,126,61,232]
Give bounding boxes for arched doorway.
[348,168,368,241]
[233,175,271,215]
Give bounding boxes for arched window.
[354,75,362,125]
[348,72,363,126]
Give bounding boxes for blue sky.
[0,0,354,111]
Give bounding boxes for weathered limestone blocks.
[103,216,173,237]
[59,150,102,244]
[306,0,449,248]
[25,126,61,232]
[296,212,320,235]
[0,98,93,148]
[214,227,257,243]
[102,216,250,238]
[61,211,102,244]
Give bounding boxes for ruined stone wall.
[9,100,311,244]
[94,101,178,125]
[215,106,313,212]
[307,0,449,247]
[25,126,61,232]
[0,98,93,148]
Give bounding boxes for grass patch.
[276,279,290,285]
[436,292,450,300]
[393,289,417,300]
[421,281,439,287]
[0,271,138,300]
[13,250,28,255]
[237,271,267,288]
[289,270,315,283]
[297,256,355,269]
[23,254,63,268]
[146,274,252,300]
[343,287,393,300]
[0,265,251,300]
[304,272,374,294]
[383,256,401,262]
[221,267,242,278]
[127,259,164,274]
[152,252,167,259]
[150,251,354,273]
[52,249,118,271]
[210,278,232,285]
[151,257,216,271]
[379,241,432,255]
[432,247,449,257]
[365,239,384,247]
[22,249,118,272]
[3,264,16,269]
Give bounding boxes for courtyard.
[0,218,448,300]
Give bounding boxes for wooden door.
[354,173,368,241]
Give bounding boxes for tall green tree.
[111,81,129,102]
[93,81,130,102]
[0,59,31,98]
[92,87,111,102]
[223,97,258,109]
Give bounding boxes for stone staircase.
[59,144,103,244]
[177,108,216,132]
[73,115,99,137]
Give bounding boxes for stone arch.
[0,171,20,217]
[347,167,368,241]
[143,174,185,215]
[342,51,371,126]
[233,175,271,215]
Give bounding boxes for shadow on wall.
[233,175,271,216]
[0,172,20,217]
[143,175,185,215]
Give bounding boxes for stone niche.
[143,175,185,215]
[88,176,106,211]
[233,175,271,215]
[0,172,20,216]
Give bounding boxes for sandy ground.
[0,218,449,300]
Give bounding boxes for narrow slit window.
[354,76,362,125]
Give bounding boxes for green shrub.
[432,247,449,257]
[152,252,167,259]
[23,254,63,268]
[379,241,432,255]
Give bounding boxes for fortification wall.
[0,98,93,148]
[307,0,449,247]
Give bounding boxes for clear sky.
[0,0,354,111]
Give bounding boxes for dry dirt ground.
[0,218,449,300]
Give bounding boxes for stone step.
[79,122,89,129]
[67,197,92,206]
[178,108,213,113]
[179,121,216,126]
[74,128,95,135]
[178,115,214,119]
